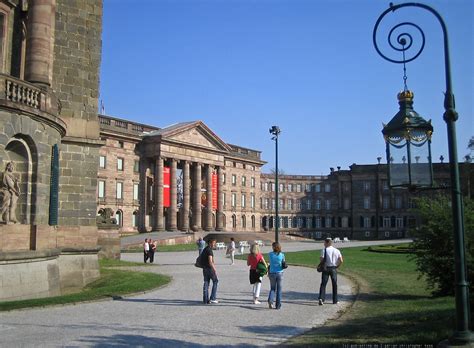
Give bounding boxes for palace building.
[98,115,474,240]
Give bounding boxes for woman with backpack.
[247,243,268,304]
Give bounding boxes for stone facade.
[98,115,473,241]
[0,0,103,302]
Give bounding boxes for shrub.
[411,195,473,297]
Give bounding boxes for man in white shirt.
[318,237,343,305]
[143,238,150,263]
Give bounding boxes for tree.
[269,168,285,175]
[411,195,474,297]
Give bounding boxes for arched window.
[232,214,237,228]
[132,210,138,228]
[251,215,255,229]
[115,210,123,227]
[241,215,246,229]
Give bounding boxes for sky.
[99,0,473,175]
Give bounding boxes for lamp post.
[269,125,281,243]
[373,3,472,344]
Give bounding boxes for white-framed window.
[364,197,370,209]
[325,199,331,210]
[271,183,275,192]
[98,180,105,198]
[99,155,106,169]
[395,197,402,209]
[383,197,390,209]
[231,193,237,207]
[241,194,246,208]
[364,181,371,192]
[343,198,350,210]
[315,217,321,228]
[264,182,268,191]
[272,199,276,209]
[342,216,349,228]
[288,199,293,210]
[316,184,321,192]
[250,194,255,208]
[396,217,404,228]
[305,184,311,192]
[287,183,293,192]
[297,200,302,210]
[279,199,284,209]
[251,177,255,187]
[133,160,139,173]
[316,199,321,210]
[117,158,124,171]
[242,176,246,186]
[296,184,302,192]
[306,199,312,210]
[116,182,123,199]
[132,211,138,227]
[232,174,237,186]
[364,217,371,228]
[325,183,331,192]
[297,217,303,228]
[115,210,123,226]
[133,183,139,200]
[325,216,332,228]
[223,193,227,208]
[383,217,391,228]
[382,180,389,190]
[264,198,269,210]
[279,183,284,192]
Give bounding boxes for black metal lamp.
[382,90,433,190]
[269,125,281,243]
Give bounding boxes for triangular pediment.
[156,121,231,152]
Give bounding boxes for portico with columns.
[138,121,229,232]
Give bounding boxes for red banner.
[212,173,218,210]
[163,167,170,207]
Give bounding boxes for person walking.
[267,242,285,309]
[196,237,206,255]
[201,239,219,304]
[149,240,157,263]
[228,237,236,265]
[247,243,267,304]
[318,237,344,305]
[143,238,150,263]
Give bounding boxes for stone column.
[216,166,224,231]
[154,157,165,231]
[169,159,178,231]
[138,158,148,232]
[205,164,213,231]
[181,160,190,232]
[25,0,55,85]
[193,162,202,231]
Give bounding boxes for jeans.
[268,272,283,309]
[203,268,218,303]
[318,267,338,303]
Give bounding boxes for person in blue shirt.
[267,242,285,309]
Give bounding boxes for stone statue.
[96,207,117,226]
[0,162,20,224]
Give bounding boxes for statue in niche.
[0,162,20,224]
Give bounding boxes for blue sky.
[99,0,473,175]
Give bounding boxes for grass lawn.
[0,259,171,312]
[284,246,457,345]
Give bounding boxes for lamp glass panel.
[409,138,432,186]
[388,140,409,186]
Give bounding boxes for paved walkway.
[0,240,407,347]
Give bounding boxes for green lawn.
[0,259,171,312]
[284,246,457,345]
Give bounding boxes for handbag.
[317,248,327,273]
[282,259,288,269]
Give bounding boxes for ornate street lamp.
[269,125,281,243]
[373,2,473,345]
[382,90,433,190]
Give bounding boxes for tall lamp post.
[373,3,472,344]
[269,126,281,243]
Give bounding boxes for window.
[98,180,105,198]
[279,199,284,209]
[382,180,389,190]
[325,216,332,228]
[279,183,284,192]
[383,217,391,228]
[297,200,302,210]
[118,141,124,148]
[99,155,106,169]
[364,217,371,228]
[287,183,293,192]
[133,183,139,201]
[342,216,349,228]
[325,199,331,210]
[134,160,139,173]
[315,217,321,228]
[264,198,269,210]
[364,197,370,209]
[264,182,268,191]
[116,182,123,199]
[316,199,321,210]
[272,199,276,209]
[383,196,390,209]
[231,193,237,207]
[242,176,246,186]
[364,181,371,192]
[251,177,255,187]
[396,217,404,228]
[305,184,311,192]
[270,183,275,192]
[242,215,246,228]
[306,199,312,210]
[223,174,226,184]
[250,194,255,208]
[223,193,226,208]
[316,184,321,192]
[241,194,246,208]
[325,183,331,192]
[288,199,293,210]
[395,197,402,209]
[343,182,350,192]
[0,11,6,73]
[132,211,138,228]
[232,174,237,186]
[117,158,124,171]
[343,198,350,210]
[296,184,302,192]
[115,210,123,227]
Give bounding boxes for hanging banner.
[163,167,170,207]
[212,173,218,210]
